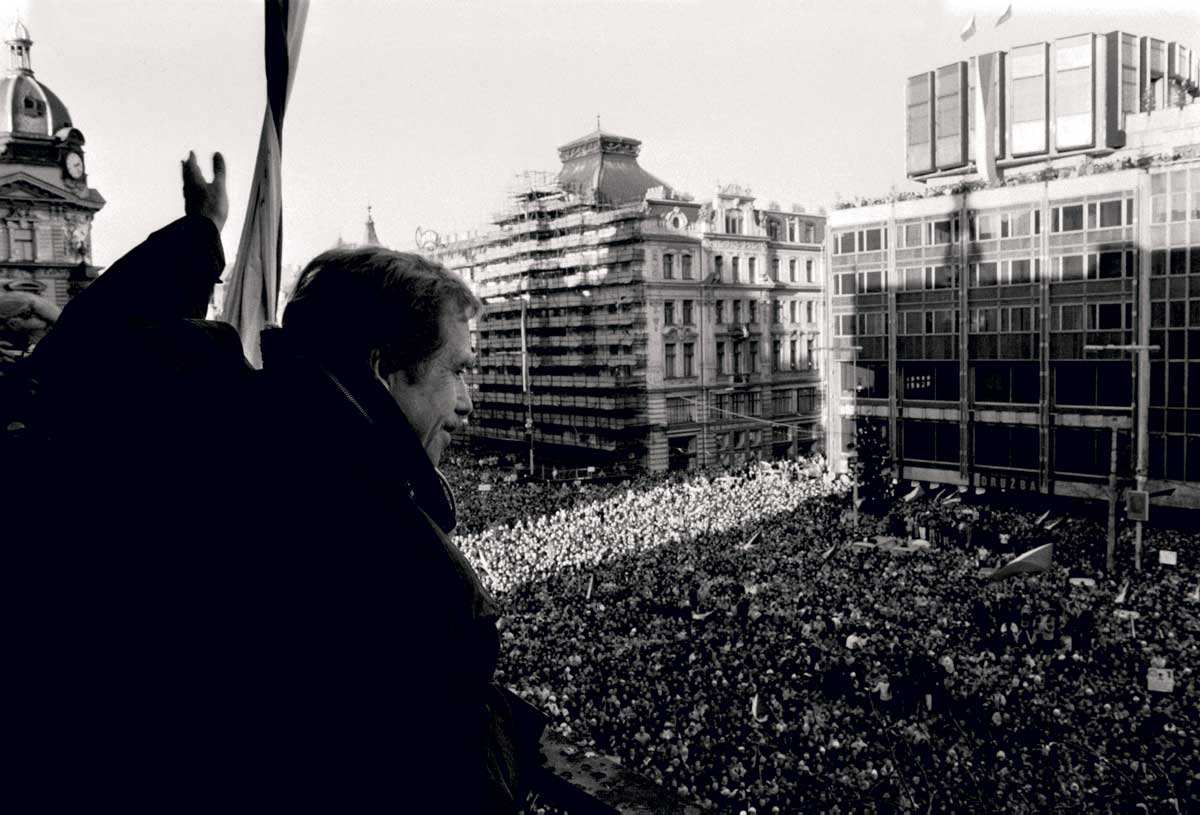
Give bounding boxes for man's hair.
[282,247,479,379]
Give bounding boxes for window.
[731,257,740,283]
[1055,34,1094,150]
[733,300,742,324]
[806,300,815,324]
[716,341,727,374]
[9,226,34,261]
[837,314,857,336]
[733,341,744,373]
[1098,199,1124,228]
[667,397,692,424]
[664,301,675,325]
[907,72,934,174]
[767,219,780,241]
[748,257,757,280]
[789,258,797,282]
[1090,302,1123,331]
[682,300,694,325]
[681,254,693,279]
[789,300,797,324]
[1058,255,1085,281]
[683,343,695,377]
[663,253,674,279]
[903,222,923,247]
[664,343,677,378]
[807,337,816,370]
[972,262,998,287]
[749,300,758,324]
[749,391,761,416]
[716,301,726,325]
[931,218,955,244]
[805,259,814,283]
[863,228,883,251]
[835,232,856,254]
[772,299,783,324]
[1004,210,1033,237]
[1008,259,1033,285]
[1052,204,1084,232]
[805,222,815,243]
[772,258,780,281]
[789,339,798,369]
[1011,43,1048,155]
[972,213,998,241]
[787,220,798,243]
[772,340,781,372]
[1097,251,1123,279]
[725,210,743,234]
[748,342,759,375]
[714,255,724,281]
[931,265,957,289]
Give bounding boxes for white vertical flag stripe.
[960,15,977,41]
[996,4,1013,27]
[222,0,310,367]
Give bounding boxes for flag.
[1187,583,1199,603]
[902,484,922,502]
[1034,510,1050,527]
[741,324,750,339]
[988,543,1053,581]
[1114,580,1128,604]
[585,574,594,601]
[995,4,1012,27]
[751,693,768,722]
[741,529,761,550]
[960,15,977,41]
[821,542,838,563]
[1045,517,1064,531]
[222,0,310,367]
[691,609,714,621]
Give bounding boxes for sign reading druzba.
[973,471,1038,492]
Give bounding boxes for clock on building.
[64,150,84,179]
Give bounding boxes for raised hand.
[182,151,228,232]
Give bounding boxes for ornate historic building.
[431,128,826,473]
[0,18,104,307]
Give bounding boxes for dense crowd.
[447,454,1200,814]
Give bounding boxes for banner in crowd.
[1147,668,1175,693]
[1160,550,1178,566]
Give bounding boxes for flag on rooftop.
[222,0,310,367]
[960,15,977,41]
[996,4,1013,27]
[988,543,1053,581]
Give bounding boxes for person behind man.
[17,152,541,811]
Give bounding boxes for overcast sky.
[16,0,1200,269]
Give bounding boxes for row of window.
[711,254,816,284]
[853,360,1134,406]
[711,337,818,377]
[836,302,1134,337]
[834,198,1139,256]
[1150,168,1200,224]
[721,211,818,243]
[711,298,818,326]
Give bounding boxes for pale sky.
[15,0,1200,269]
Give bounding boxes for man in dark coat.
[16,152,540,811]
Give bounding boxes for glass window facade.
[1055,34,1094,150]
[906,73,934,174]
[1011,43,1048,155]
[936,63,966,168]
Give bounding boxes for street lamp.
[815,344,864,522]
[1083,342,1159,572]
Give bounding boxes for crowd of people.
[446,454,1200,814]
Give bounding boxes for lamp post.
[816,343,864,522]
[1083,342,1158,572]
[519,292,533,475]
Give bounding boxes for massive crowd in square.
[445,454,1199,814]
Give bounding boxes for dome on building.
[1,16,73,137]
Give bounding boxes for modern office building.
[0,18,104,307]
[826,31,1200,509]
[431,128,826,472]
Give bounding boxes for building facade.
[431,129,826,473]
[826,31,1200,510]
[0,18,104,307]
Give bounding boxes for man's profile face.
[387,307,475,467]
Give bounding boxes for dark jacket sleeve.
[33,215,224,372]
